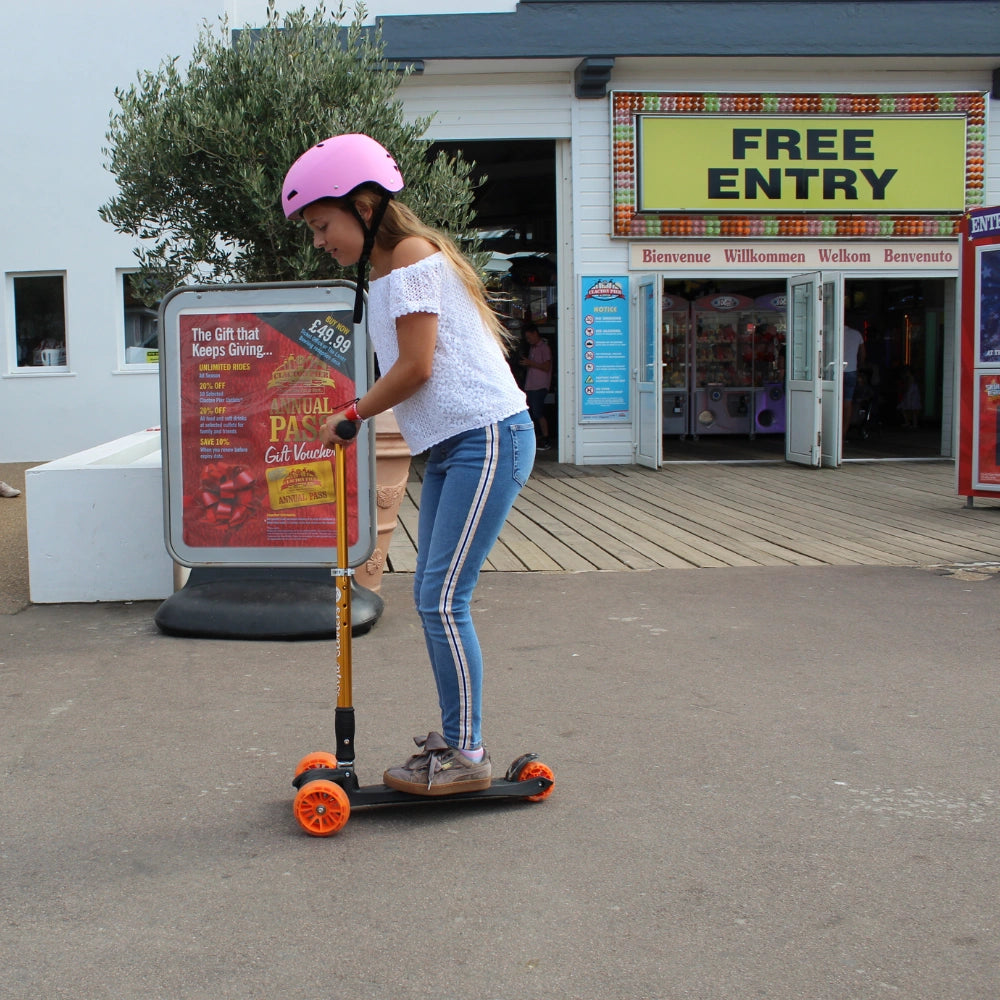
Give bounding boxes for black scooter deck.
[292,767,552,808]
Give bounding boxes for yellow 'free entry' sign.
[637,115,967,213]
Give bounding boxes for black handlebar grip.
[336,419,358,440]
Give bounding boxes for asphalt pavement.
[2,564,998,999]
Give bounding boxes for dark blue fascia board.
[376,1,1000,59]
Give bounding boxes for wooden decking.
[388,458,1000,574]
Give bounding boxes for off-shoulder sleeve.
[387,253,444,320]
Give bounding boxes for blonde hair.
[345,188,514,353]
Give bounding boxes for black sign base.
[154,566,383,640]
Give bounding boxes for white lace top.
[366,252,527,455]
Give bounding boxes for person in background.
[282,133,534,796]
[519,322,552,451]
[898,366,922,429]
[842,320,866,442]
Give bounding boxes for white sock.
[459,746,485,763]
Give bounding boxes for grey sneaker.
[383,732,491,796]
[0,482,21,498]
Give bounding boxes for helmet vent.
[285,189,298,201]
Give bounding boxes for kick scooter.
[291,423,554,836]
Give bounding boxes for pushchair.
[848,369,880,441]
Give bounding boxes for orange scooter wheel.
[516,760,555,802]
[293,779,350,837]
[294,750,339,778]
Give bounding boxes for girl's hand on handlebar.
[319,411,358,448]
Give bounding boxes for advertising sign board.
[159,282,375,567]
[958,208,1000,497]
[579,276,630,421]
[637,115,967,213]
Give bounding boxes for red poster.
[975,373,1000,487]
[178,309,359,550]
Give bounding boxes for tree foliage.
[100,1,479,303]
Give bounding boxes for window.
[121,272,159,366]
[12,273,67,368]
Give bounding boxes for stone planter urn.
[354,408,411,593]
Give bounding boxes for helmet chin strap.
[348,192,392,325]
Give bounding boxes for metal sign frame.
[159,281,376,568]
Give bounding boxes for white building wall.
[399,72,574,140]
[568,99,630,463]
[0,1,223,463]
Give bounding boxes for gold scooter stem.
[334,438,353,710]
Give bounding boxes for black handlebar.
[335,419,358,441]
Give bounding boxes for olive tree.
[100,1,479,303]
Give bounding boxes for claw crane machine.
[691,293,756,436]
[661,293,691,436]
[751,291,787,436]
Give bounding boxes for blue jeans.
[413,411,535,751]
[525,387,547,427]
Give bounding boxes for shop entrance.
[656,276,950,464]
[432,138,559,450]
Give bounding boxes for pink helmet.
[282,133,404,219]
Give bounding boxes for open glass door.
[634,274,661,468]
[820,272,844,468]
[785,272,823,466]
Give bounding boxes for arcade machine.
[751,292,787,436]
[691,293,756,437]
[661,294,691,436]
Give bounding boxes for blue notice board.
[580,276,630,421]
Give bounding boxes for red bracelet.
[344,400,362,422]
